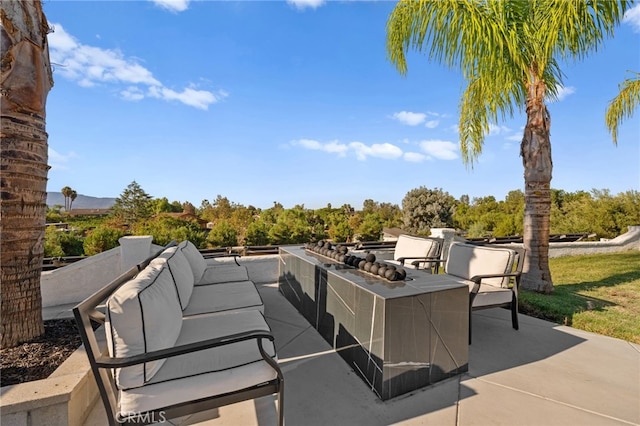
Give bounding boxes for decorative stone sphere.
[364,262,373,272]
[338,254,346,262]
[370,264,379,275]
[385,269,397,280]
[395,268,407,280]
[365,253,376,263]
[385,265,396,272]
[358,260,367,270]
[378,265,387,277]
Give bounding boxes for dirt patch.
[0,319,83,387]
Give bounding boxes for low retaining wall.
[547,226,640,258]
[431,226,640,258]
[0,329,105,426]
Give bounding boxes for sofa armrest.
[201,253,241,266]
[95,329,275,368]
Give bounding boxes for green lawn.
[518,250,640,344]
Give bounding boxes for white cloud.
[287,0,326,10]
[554,85,576,101]
[48,24,221,110]
[623,4,640,32]
[151,0,190,12]
[349,142,403,161]
[418,140,458,160]
[147,86,227,110]
[392,111,426,126]
[404,152,427,162]
[48,148,78,171]
[505,133,522,142]
[292,138,458,163]
[424,120,439,129]
[292,139,349,156]
[121,86,145,101]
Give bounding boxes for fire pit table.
[278,245,469,400]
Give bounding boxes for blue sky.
[44,0,640,210]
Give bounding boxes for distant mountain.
[47,192,116,209]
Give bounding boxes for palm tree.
[386,0,630,293]
[1,0,54,348]
[61,185,73,211]
[69,189,78,211]
[606,72,640,144]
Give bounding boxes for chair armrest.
[397,256,440,265]
[95,329,275,368]
[468,272,522,294]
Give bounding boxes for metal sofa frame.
[73,242,284,425]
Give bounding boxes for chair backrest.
[393,234,442,262]
[444,242,519,287]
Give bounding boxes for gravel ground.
[0,319,82,386]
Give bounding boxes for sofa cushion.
[445,243,516,287]
[119,310,277,416]
[151,246,194,310]
[197,263,250,285]
[183,281,264,317]
[106,262,183,390]
[178,240,207,283]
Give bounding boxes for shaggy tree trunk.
[520,75,554,294]
[1,0,53,348]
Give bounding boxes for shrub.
[83,227,125,256]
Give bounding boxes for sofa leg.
[511,299,519,330]
[278,380,285,426]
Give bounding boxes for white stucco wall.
[40,238,161,308]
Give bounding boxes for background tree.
[401,186,456,235]
[207,219,238,248]
[606,71,640,144]
[387,0,630,293]
[136,216,206,247]
[44,226,84,257]
[69,189,77,211]
[245,219,270,246]
[356,213,384,241]
[61,186,73,211]
[111,181,152,224]
[1,0,54,348]
[83,226,126,256]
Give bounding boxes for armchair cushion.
[391,234,441,269]
[445,242,517,287]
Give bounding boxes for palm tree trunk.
[1,0,53,348]
[520,76,554,294]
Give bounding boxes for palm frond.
[605,72,640,145]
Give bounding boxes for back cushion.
[445,243,516,287]
[394,235,438,261]
[178,240,206,283]
[151,246,194,310]
[106,262,183,389]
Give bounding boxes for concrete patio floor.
[80,277,640,426]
